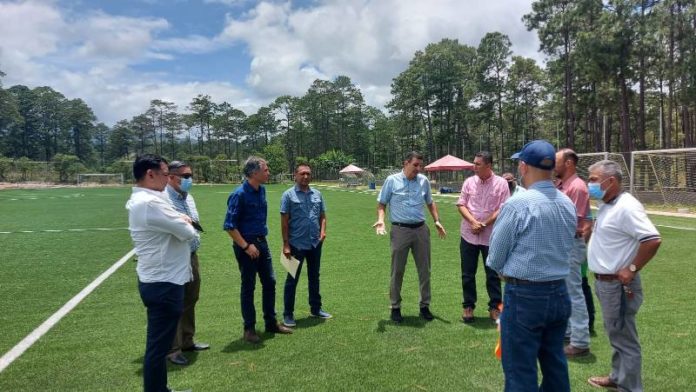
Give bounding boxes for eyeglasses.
[172,173,193,179]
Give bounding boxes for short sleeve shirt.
[377,172,433,224]
[588,192,661,274]
[456,174,510,245]
[280,185,326,250]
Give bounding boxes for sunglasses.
[172,173,193,179]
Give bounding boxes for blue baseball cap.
[510,140,556,170]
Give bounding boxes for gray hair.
[588,160,623,182]
[243,156,267,178]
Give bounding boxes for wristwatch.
[629,264,638,272]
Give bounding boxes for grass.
[0,184,694,391]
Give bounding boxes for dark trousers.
[582,276,596,332]
[460,238,501,310]
[284,243,323,316]
[233,239,277,331]
[501,280,571,392]
[138,281,184,392]
[171,252,200,352]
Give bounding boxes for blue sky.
[0,0,541,125]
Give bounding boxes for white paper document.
[280,252,300,279]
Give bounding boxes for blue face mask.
[588,179,609,199]
[180,177,193,193]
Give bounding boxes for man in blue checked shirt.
[280,163,331,327]
[165,161,210,367]
[486,140,576,392]
[373,151,446,324]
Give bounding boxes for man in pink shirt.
[555,148,593,357]
[457,151,510,323]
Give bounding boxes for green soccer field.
[0,184,695,391]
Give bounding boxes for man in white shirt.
[126,154,198,392]
[586,160,661,392]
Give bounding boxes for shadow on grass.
[461,317,497,330]
[294,316,326,329]
[375,316,428,332]
[131,352,201,376]
[567,352,598,364]
[222,336,269,353]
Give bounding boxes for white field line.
[0,227,128,235]
[0,248,136,373]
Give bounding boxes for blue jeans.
[138,281,184,392]
[565,238,590,348]
[233,239,277,330]
[284,243,323,316]
[501,280,571,392]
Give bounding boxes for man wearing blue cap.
[487,140,577,391]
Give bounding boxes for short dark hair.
[295,163,311,172]
[475,151,493,165]
[133,154,168,181]
[168,160,190,172]
[243,156,267,178]
[404,151,424,162]
[559,148,579,165]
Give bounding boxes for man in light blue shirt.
[373,151,446,323]
[486,140,576,392]
[280,163,331,327]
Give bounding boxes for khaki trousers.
[389,224,431,309]
[171,252,200,352]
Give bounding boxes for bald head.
[555,148,578,180]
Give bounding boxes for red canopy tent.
[424,154,474,171]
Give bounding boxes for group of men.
[127,155,330,392]
[127,137,661,392]
[377,141,660,392]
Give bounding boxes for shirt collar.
[556,173,578,190]
[293,184,313,194]
[133,186,168,201]
[166,184,186,200]
[529,179,555,190]
[243,180,261,193]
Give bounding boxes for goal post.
[576,152,631,193]
[77,173,125,186]
[631,148,696,206]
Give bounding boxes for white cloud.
[219,0,540,108]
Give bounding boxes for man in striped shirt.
[586,160,661,392]
[487,140,577,392]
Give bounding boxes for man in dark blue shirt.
[224,156,292,343]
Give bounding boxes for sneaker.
[390,308,403,323]
[462,307,474,323]
[420,306,434,321]
[587,376,618,390]
[310,309,333,319]
[283,314,297,327]
[565,344,591,358]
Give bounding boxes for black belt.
[594,273,619,282]
[391,221,425,229]
[504,277,564,286]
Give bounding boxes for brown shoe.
[564,344,590,357]
[587,376,618,390]
[489,308,501,322]
[462,307,474,323]
[265,322,293,334]
[243,329,260,344]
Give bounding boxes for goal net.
[631,148,696,206]
[576,152,631,193]
[77,173,125,186]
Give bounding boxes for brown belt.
[594,273,619,281]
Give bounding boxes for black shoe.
[390,308,403,323]
[167,353,189,366]
[420,307,434,321]
[182,342,210,351]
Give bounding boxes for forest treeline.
[0,0,694,178]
